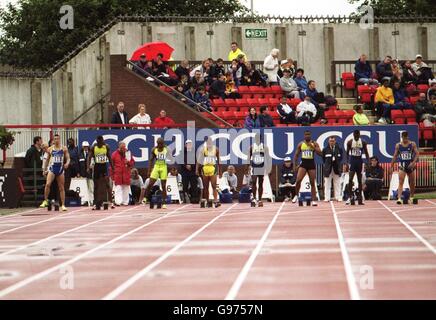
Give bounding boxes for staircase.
[336,97,377,124]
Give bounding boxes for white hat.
[185,139,193,144]
[284,157,292,162]
[280,60,288,66]
[416,54,423,59]
[82,141,90,147]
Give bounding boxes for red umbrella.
[130,41,174,61]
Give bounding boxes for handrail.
[126,60,234,128]
[4,123,187,129]
[71,92,111,124]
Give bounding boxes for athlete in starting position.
[196,137,221,207]
[40,134,70,211]
[390,131,419,204]
[293,130,322,206]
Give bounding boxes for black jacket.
[365,165,384,180]
[376,62,393,80]
[111,111,129,129]
[322,144,343,177]
[209,80,226,99]
[24,145,43,169]
[280,165,296,185]
[259,114,274,128]
[78,149,92,178]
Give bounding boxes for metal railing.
[126,60,234,128]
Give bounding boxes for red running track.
[0,200,435,300]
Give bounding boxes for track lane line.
[225,202,285,300]
[0,208,44,219]
[378,201,436,255]
[0,204,190,299]
[425,200,436,206]
[329,201,361,300]
[102,203,239,300]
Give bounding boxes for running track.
[0,200,436,300]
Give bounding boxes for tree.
[349,0,436,17]
[0,0,249,70]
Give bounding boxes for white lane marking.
[225,202,285,300]
[330,201,361,300]
[0,208,44,219]
[103,203,239,300]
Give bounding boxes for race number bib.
[96,154,107,164]
[351,149,362,157]
[253,155,264,165]
[53,156,63,164]
[302,150,313,159]
[400,152,412,161]
[204,156,216,165]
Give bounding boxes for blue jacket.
[354,59,373,80]
[184,89,200,108]
[393,88,408,104]
[294,76,308,90]
[244,115,261,129]
[376,62,393,80]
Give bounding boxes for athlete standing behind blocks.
[248,133,271,207]
[292,130,322,206]
[40,134,70,211]
[346,130,370,205]
[390,131,419,205]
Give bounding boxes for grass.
[0,208,28,216]
[414,191,436,200]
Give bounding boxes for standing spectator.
[175,59,190,80]
[263,48,280,85]
[258,106,275,127]
[111,101,129,129]
[228,42,246,62]
[414,93,436,123]
[153,110,175,129]
[280,69,300,99]
[375,79,395,123]
[412,54,434,84]
[180,140,199,203]
[24,136,43,171]
[65,138,80,190]
[130,168,145,204]
[392,80,412,110]
[296,96,317,125]
[354,54,378,85]
[133,53,150,76]
[322,136,343,202]
[376,56,393,81]
[353,105,370,125]
[111,141,135,206]
[210,58,225,81]
[244,107,261,129]
[279,157,296,201]
[129,104,152,129]
[78,141,93,206]
[294,68,308,93]
[277,96,296,124]
[363,156,384,200]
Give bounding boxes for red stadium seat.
[237,86,252,99]
[247,98,261,108]
[422,128,434,141]
[258,98,269,108]
[408,95,420,106]
[211,98,225,111]
[267,110,280,119]
[276,123,287,127]
[342,72,356,90]
[288,98,302,108]
[235,99,249,109]
[221,111,236,120]
[324,109,337,120]
[250,86,263,98]
[269,98,280,109]
[234,111,247,120]
[417,84,429,94]
[358,85,377,104]
[270,85,282,94]
[263,93,274,99]
[224,99,238,111]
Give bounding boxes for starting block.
[150,195,163,209]
[47,201,59,211]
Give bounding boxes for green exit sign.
[245,28,268,39]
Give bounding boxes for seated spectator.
[221,165,238,198]
[244,107,261,129]
[280,69,300,99]
[428,79,436,101]
[129,104,152,129]
[363,157,384,200]
[412,54,434,84]
[294,68,308,93]
[279,157,296,201]
[209,74,227,99]
[354,54,378,85]
[263,48,280,85]
[240,166,252,194]
[392,80,412,110]
[376,56,393,81]
[296,96,317,125]
[133,53,151,76]
[402,60,418,84]
[229,58,242,87]
[305,80,327,122]
[190,59,211,84]
[173,83,188,103]
[375,78,395,123]
[169,167,184,201]
[225,72,241,99]
[277,59,294,79]
[352,105,370,125]
[210,58,225,81]
[228,42,247,61]
[277,96,296,124]
[414,93,436,123]
[178,75,190,92]
[130,168,146,204]
[258,106,274,127]
[190,70,205,87]
[241,62,267,87]
[197,86,212,112]
[153,110,175,129]
[175,60,190,80]
[184,85,200,109]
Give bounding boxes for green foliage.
[0,0,249,69]
[0,126,15,151]
[349,0,436,17]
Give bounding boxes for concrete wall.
[1,21,435,125]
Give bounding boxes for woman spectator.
[111,141,135,206]
[263,48,280,85]
[129,104,152,129]
[352,105,370,125]
[294,68,309,93]
[244,107,261,129]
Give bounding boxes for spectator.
[225,72,241,99]
[240,166,252,194]
[152,53,167,75]
[228,42,246,62]
[221,165,238,197]
[129,104,152,129]
[179,140,199,203]
[229,58,242,86]
[402,60,418,84]
[353,105,370,125]
[392,80,412,110]
[277,96,296,124]
[412,54,434,84]
[130,168,145,204]
[24,136,43,171]
[189,59,211,84]
[277,59,294,79]
[244,107,261,129]
[294,68,308,93]
[175,59,190,80]
[210,58,225,81]
[280,69,300,99]
[258,106,274,127]
[65,138,80,190]
[305,80,327,123]
[111,101,129,129]
[375,79,395,123]
[322,136,343,202]
[241,62,267,87]
[179,74,190,92]
[414,93,436,123]
[279,157,296,201]
[428,80,436,101]
[78,141,93,206]
[263,48,280,85]
[173,83,188,103]
[153,110,176,129]
[190,70,205,87]
[133,53,150,76]
[111,141,135,206]
[197,86,212,112]
[296,96,317,125]
[184,85,200,109]
[209,73,227,99]
[376,56,393,81]
[169,167,184,201]
[354,54,378,85]
[363,156,384,200]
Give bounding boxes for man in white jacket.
[263,48,280,84]
[296,96,317,124]
[279,69,300,99]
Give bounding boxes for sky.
[0,0,360,16]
